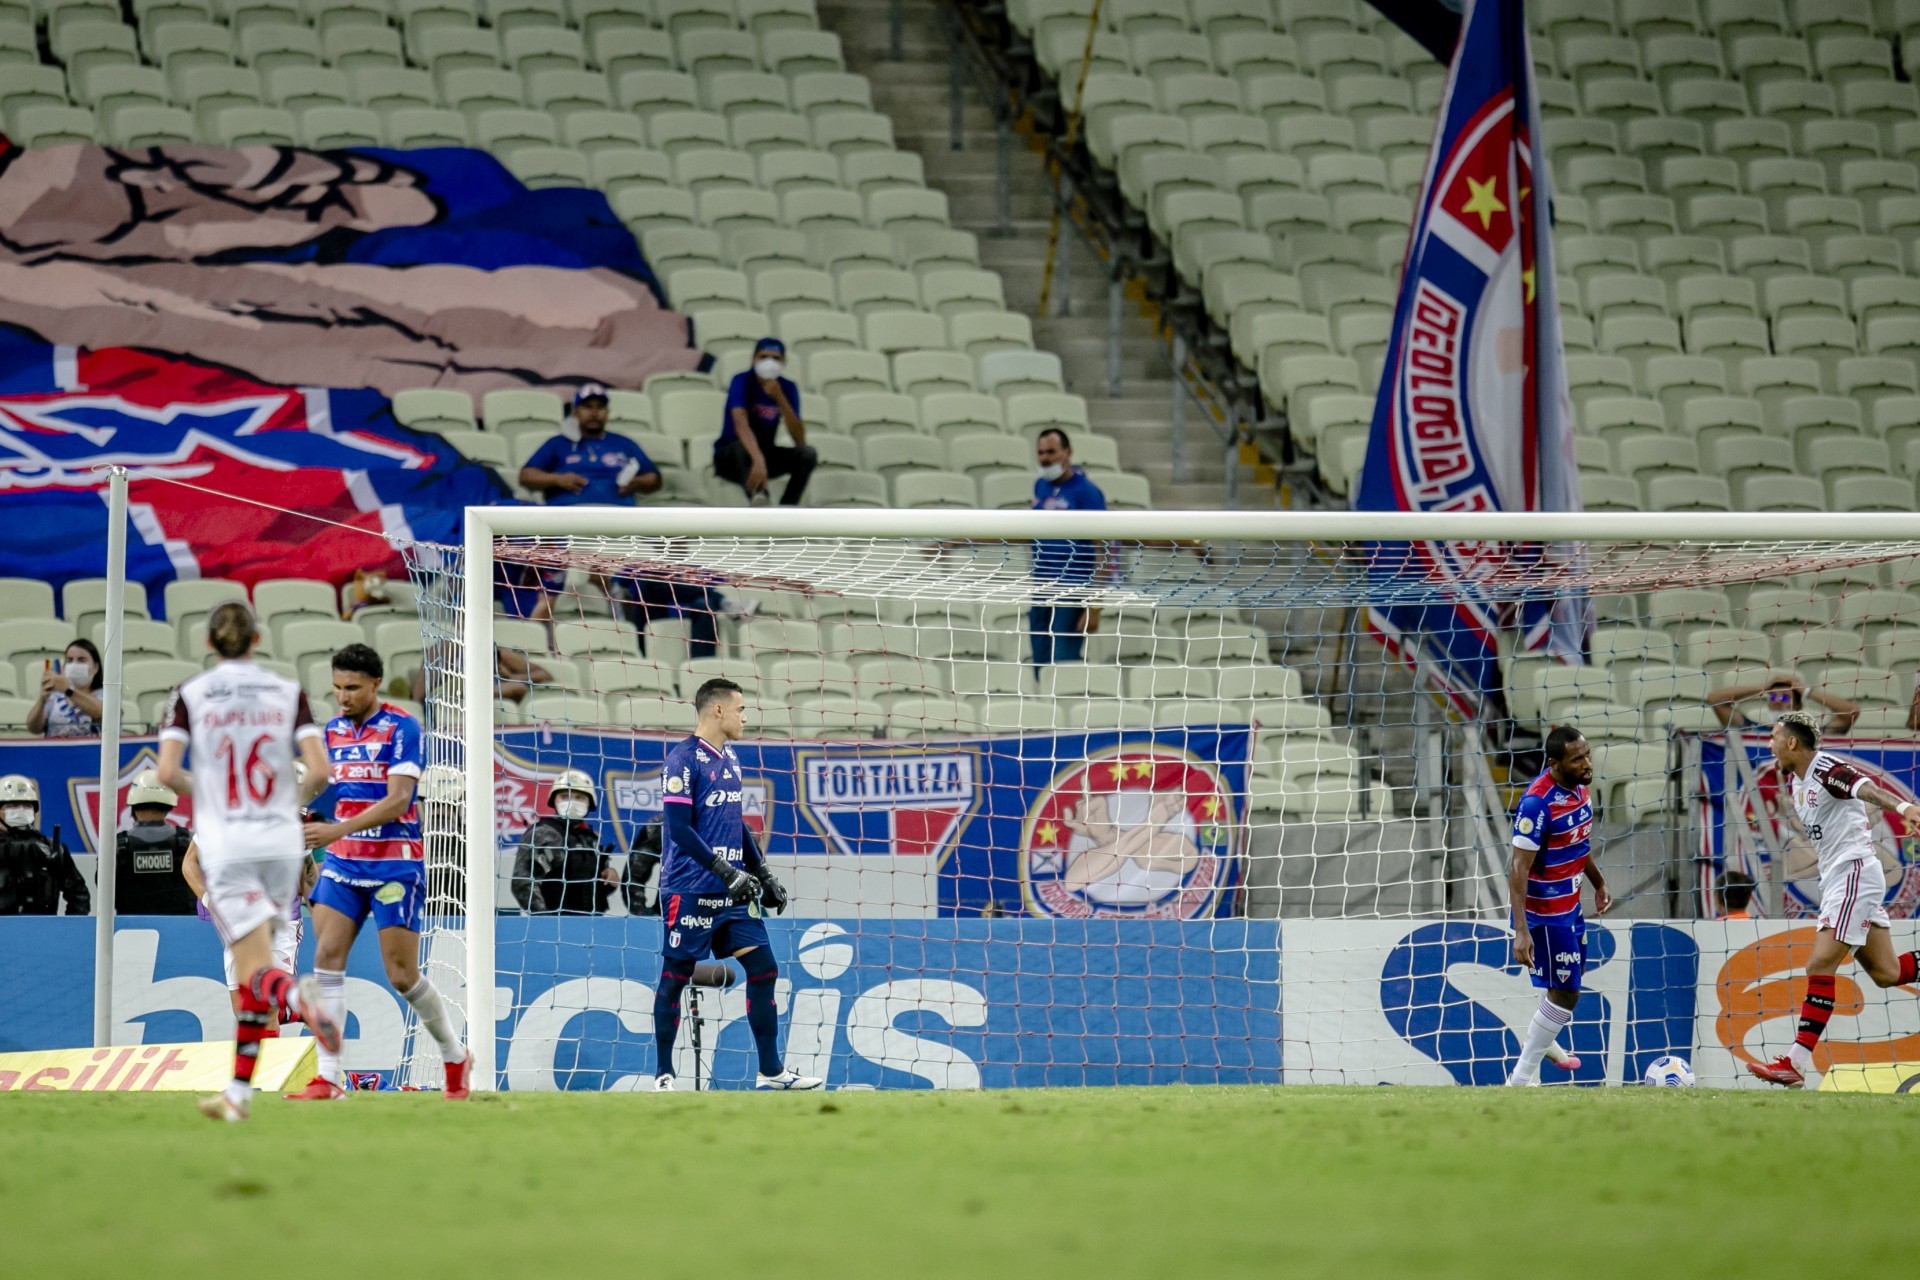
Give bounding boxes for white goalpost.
[398,508,1920,1093]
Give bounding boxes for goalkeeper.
[652,678,821,1092]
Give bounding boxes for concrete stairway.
[820,0,1258,508]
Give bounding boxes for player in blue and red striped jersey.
[1506,725,1612,1087]
[652,677,819,1092]
[286,644,470,1101]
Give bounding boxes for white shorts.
[203,857,304,952]
[222,909,302,990]
[1817,858,1892,948]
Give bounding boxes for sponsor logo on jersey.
[800,751,976,858]
[1019,747,1235,920]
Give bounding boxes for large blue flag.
[1353,0,1587,715]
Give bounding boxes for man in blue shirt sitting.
[1029,428,1107,667]
[511,383,740,658]
[715,338,815,505]
[520,383,662,505]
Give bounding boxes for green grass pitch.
[1,1087,1913,1279]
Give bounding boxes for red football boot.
[1747,1055,1807,1088]
[284,1076,348,1101]
[282,1074,347,1105]
[443,1048,471,1100]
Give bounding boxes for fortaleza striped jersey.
[658,735,746,896]
[1511,771,1593,926]
[1788,751,1880,882]
[322,703,423,865]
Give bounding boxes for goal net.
[398,509,1920,1091]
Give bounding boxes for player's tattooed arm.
[1857,779,1920,822]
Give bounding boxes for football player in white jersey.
[157,601,343,1121]
[1748,711,1920,1088]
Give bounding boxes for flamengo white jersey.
[159,660,320,867]
[1788,751,1878,882]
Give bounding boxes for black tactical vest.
[115,822,200,915]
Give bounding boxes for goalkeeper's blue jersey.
[658,734,748,895]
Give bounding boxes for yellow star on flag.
[1126,759,1154,780]
[1522,265,1536,304]
[1036,820,1061,845]
[1200,795,1222,818]
[1461,174,1507,231]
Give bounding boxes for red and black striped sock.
[1898,952,1918,986]
[250,968,298,1021]
[234,988,276,1084]
[1795,974,1838,1051]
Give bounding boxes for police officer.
[511,769,617,915]
[623,816,662,916]
[0,774,91,915]
[115,771,199,915]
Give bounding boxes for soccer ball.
[1643,1055,1695,1087]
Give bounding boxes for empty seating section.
[1009,0,1920,507]
[0,568,1340,780]
[5,0,1157,514]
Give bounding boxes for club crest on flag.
[799,750,976,858]
[69,747,192,853]
[1020,747,1235,920]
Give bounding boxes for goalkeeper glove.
[722,865,760,906]
[754,869,790,914]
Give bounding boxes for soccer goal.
[402,508,1920,1092]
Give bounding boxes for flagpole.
[92,466,129,1048]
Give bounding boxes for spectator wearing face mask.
[510,768,618,915]
[715,337,815,505]
[0,773,91,915]
[1029,428,1108,667]
[26,640,104,738]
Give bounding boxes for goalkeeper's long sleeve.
[663,800,734,883]
[742,825,766,873]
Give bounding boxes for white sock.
[1788,1042,1814,1074]
[315,968,347,1085]
[1544,1042,1570,1066]
[401,976,466,1063]
[1508,997,1574,1085]
[225,1079,252,1107]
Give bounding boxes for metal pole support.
[1171,333,1188,484]
[996,114,1015,238]
[1225,405,1241,508]
[92,466,128,1048]
[949,43,964,151]
[1107,278,1123,396]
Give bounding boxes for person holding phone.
[26,640,104,738]
[1708,672,1858,737]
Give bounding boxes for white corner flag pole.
[92,466,129,1048]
